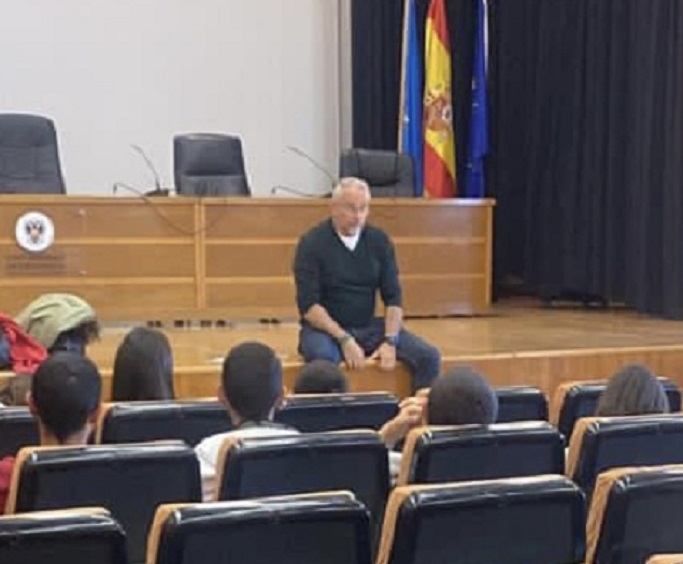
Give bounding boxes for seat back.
[587,465,683,564]
[555,378,681,439]
[0,508,127,564]
[174,133,250,196]
[216,431,389,530]
[377,475,585,564]
[568,414,683,499]
[0,407,38,458]
[495,386,549,422]
[97,401,231,446]
[339,148,414,197]
[398,421,564,486]
[275,392,399,432]
[147,492,372,564]
[0,114,65,194]
[7,442,201,563]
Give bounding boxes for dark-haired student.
[0,352,102,513]
[194,342,298,501]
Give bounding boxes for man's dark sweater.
[294,219,402,328]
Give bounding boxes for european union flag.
[465,0,489,198]
[400,0,424,197]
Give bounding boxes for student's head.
[426,366,499,425]
[220,342,284,425]
[28,352,102,445]
[15,293,100,355]
[112,327,175,401]
[294,360,348,394]
[331,177,371,237]
[595,364,669,417]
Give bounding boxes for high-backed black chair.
[397,421,564,486]
[0,508,128,564]
[173,133,250,196]
[555,377,681,440]
[275,393,399,432]
[0,114,65,194]
[586,465,683,564]
[215,431,389,535]
[376,475,585,564]
[495,386,549,422]
[97,401,231,446]
[567,414,683,499]
[339,148,414,197]
[7,442,200,564]
[0,407,38,458]
[147,492,372,564]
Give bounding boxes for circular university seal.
[15,211,55,253]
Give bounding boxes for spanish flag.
[423,0,456,198]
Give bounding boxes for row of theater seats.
[0,385,550,458]
[7,410,683,561]
[4,468,683,564]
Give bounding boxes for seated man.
[293,359,349,394]
[0,352,102,513]
[378,366,499,480]
[194,341,297,501]
[294,177,440,391]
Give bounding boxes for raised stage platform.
[78,301,683,403]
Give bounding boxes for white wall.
[0,0,343,196]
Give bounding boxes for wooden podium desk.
[0,195,494,321]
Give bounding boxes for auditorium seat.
[397,421,564,486]
[553,377,681,439]
[376,475,585,564]
[146,491,372,564]
[495,385,549,422]
[0,407,38,458]
[586,465,683,563]
[174,133,250,196]
[566,414,683,499]
[215,430,388,535]
[274,392,399,432]
[0,114,65,194]
[97,400,231,446]
[6,442,201,563]
[0,507,127,564]
[339,148,415,197]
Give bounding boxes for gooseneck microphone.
[131,144,169,196]
[275,145,338,197]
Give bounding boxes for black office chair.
[568,414,683,499]
[397,421,565,486]
[0,114,65,194]
[0,407,39,458]
[97,400,231,447]
[0,508,128,564]
[377,475,585,564]
[586,465,683,564]
[339,148,414,197]
[7,442,201,564]
[173,133,250,196]
[275,393,399,432]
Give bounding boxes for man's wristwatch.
[384,334,399,347]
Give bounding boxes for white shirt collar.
[336,230,361,251]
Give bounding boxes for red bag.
[0,314,47,374]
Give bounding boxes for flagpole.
[398,0,411,149]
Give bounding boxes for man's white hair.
[331,177,371,200]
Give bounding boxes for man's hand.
[342,337,366,370]
[372,342,397,371]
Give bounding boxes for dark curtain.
[353,0,683,319]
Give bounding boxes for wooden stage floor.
[86,300,683,401]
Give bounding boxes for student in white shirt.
[194,341,297,501]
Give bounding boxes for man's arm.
[375,233,403,369]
